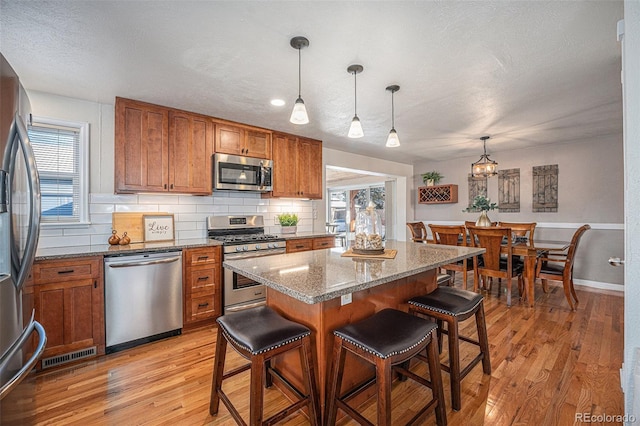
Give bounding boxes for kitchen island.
[223,240,484,413]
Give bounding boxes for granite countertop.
[223,240,484,304]
[35,238,223,261]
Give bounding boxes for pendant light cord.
[298,48,302,98]
[353,71,358,116]
[391,90,395,129]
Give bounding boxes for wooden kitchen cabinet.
[169,110,215,194]
[215,122,272,159]
[270,132,322,199]
[115,97,214,194]
[286,236,335,253]
[115,97,169,193]
[183,246,222,326]
[32,256,104,368]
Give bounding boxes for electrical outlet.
[341,293,352,305]
[313,209,318,219]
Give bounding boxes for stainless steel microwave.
[213,153,273,192]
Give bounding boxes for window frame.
[29,116,90,228]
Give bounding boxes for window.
[28,117,89,225]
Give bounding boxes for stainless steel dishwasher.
[104,251,183,353]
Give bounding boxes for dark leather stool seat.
[409,287,491,411]
[325,308,447,426]
[209,306,320,425]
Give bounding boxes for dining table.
[507,239,570,307]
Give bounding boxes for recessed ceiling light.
[270,99,285,107]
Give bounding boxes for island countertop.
[223,240,484,304]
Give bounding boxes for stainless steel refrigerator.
[0,53,46,416]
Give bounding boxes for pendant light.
[471,136,499,177]
[385,85,400,147]
[289,36,309,125]
[347,64,364,138]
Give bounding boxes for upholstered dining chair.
[429,224,474,289]
[406,222,429,243]
[535,224,591,311]
[467,225,524,307]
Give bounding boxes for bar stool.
[209,306,320,425]
[325,308,447,426]
[408,287,491,411]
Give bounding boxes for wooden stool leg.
[475,303,491,375]
[447,318,462,411]
[209,326,227,416]
[300,337,321,426]
[376,357,393,426]
[250,354,265,425]
[426,329,448,426]
[325,336,347,426]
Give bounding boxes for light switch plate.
[341,293,352,305]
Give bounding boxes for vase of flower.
[464,195,497,227]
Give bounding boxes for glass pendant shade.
[348,115,364,138]
[290,97,309,124]
[386,128,400,147]
[471,136,498,177]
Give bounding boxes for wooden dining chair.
[497,222,536,245]
[406,222,429,243]
[535,224,591,311]
[467,225,524,307]
[429,224,474,289]
[465,220,497,229]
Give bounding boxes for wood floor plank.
[1,280,624,425]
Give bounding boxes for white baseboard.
[573,278,624,293]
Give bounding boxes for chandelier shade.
[471,136,498,177]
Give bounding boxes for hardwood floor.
[2,280,623,425]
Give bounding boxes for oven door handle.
[224,249,286,260]
[224,300,267,313]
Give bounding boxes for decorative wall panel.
[532,164,558,212]
[468,174,487,210]
[498,168,520,212]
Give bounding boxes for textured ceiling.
[0,1,624,165]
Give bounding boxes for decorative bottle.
[353,201,384,253]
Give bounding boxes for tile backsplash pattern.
[38,192,315,249]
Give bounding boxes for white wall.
[413,136,624,288]
[27,91,315,249]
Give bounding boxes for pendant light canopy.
[289,36,310,125]
[471,136,499,177]
[385,85,400,148]
[347,64,364,138]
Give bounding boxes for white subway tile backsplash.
[37,192,319,250]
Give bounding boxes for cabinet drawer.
[188,266,217,293]
[184,247,220,265]
[286,239,313,253]
[33,257,101,284]
[312,237,335,250]
[189,294,217,320]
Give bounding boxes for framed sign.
[143,214,175,242]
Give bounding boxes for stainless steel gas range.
[207,215,286,312]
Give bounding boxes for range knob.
[235,246,242,252]
[255,244,261,250]
[243,245,249,251]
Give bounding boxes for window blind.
[28,123,80,222]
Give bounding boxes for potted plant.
[464,195,497,226]
[421,171,444,186]
[277,212,299,234]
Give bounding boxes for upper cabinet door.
[297,138,322,200]
[245,129,271,159]
[115,98,169,193]
[169,111,214,194]
[271,133,298,198]
[215,124,243,156]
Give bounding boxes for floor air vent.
[41,346,97,369]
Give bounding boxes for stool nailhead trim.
[334,330,431,360]
[219,327,310,355]
[408,297,483,318]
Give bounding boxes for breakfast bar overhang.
[223,241,484,413]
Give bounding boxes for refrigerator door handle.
[12,113,41,292]
[0,312,47,401]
